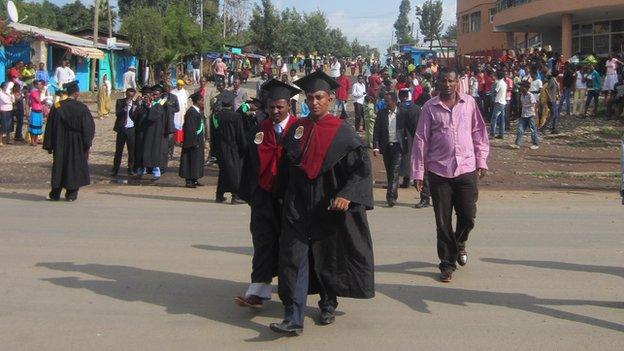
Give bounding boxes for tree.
[443,23,457,41]
[120,7,164,66]
[248,0,279,54]
[394,0,414,44]
[416,0,444,46]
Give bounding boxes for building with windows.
[457,0,624,58]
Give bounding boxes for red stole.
[257,115,297,192]
[298,114,341,180]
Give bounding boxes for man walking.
[411,69,490,283]
[122,66,137,92]
[270,71,374,336]
[333,68,350,118]
[352,75,366,132]
[235,79,300,309]
[373,91,410,207]
[54,60,75,90]
[43,81,95,201]
[490,71,507,138]
[112,88,138,176]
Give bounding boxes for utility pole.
[200,0,204,79]
[90,0,101,92]
[222,0,227,39]
[107,0,115,90]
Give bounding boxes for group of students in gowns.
[233,71,375,336]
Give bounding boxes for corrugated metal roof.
[9,22,96,48]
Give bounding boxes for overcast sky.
[46,0,457,50]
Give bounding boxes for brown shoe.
[234,295,263,309]
[439,270,452,283]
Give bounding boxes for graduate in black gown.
[43,80,95,201]
[133,87,152,174]
[179,92,205,188]
[235,79,301,309]
[270,71,375,336]
[213,90,247,204]
[237,98,267,135]
[140,85,167,180]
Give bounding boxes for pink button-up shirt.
[411,93,489,181]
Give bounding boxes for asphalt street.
[0,185,623,350]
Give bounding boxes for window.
[488,8,496,23]
[461,15,469,33]
[612,20,624,33]
[469,11,481,32]
[580,36,593,54]
[594,21,610,34]
[572,37,580,54]
[594,35,610,54]
[612,33,624,54]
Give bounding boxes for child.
[511,81,539,150]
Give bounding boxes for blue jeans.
[490,102,506,136]
[558,88,572,115]
[333,100,346,117]
[515,117,538,146]
[549,100,559,131]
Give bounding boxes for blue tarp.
[0,47,6,83]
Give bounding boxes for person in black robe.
[235,79,301,309]
[140,85,167,180]
[237,98,267,135]
[270,71,375,336]
[43,80,95,202]
[133,87,152,174]
[207,81,226,165]
[179,92,206,188]
[161,83,180,173]
[213,90,247,204]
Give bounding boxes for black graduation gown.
[179,107,205,180]
[214,109,246,194]
[43,99,95,190]
[399,102,421,178]
[161,93,180,169]
[278,118,375,299]
[141,102,167,168]
[133,102,150,169]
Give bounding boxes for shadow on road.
[374,261,439,281]
[193,245,254,256]
[0,192,48,202]
[35,262,286,342]
[376,283,624,332]
[482,258,624,279]
[98,191,219,204]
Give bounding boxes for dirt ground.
[0,81,622,193]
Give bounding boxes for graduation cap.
[216,90,236,107]
[293,70,340,94]
[190,91,203,103]
[65,80,80,95]
[261,78,301,101]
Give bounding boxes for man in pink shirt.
[411,68,490,283]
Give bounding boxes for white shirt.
[529,79,543,94]
[124,101,135,128]
[469,76,479,97]
[289,76,300,102]
[123,71,137,91]
[329,61,341,78]
[352,82,366,104]
[575,71,587,89]
[494,79,508,105]
[172,88,189,130]
[54,66,75,87]
[388,108,398,143]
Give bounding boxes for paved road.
[0,185,623,350]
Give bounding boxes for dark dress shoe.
[47,193,60,201]
[458,250,468,266]
[439,270,453,283]
[270,322,303,336]
[414,199,430,208]
[387,201,396,208]
[231,196,245,205]
[319,310,336,325]
[185,182,197,188]
[215,196,226,203]
[194,181,204,187]
[234,295,263,309]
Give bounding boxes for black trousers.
[113,127,136,173]
[353,102,364,130]
[382,143,402,203]
[250,189,281,283]
[420,172,431,201]
[13,109,23,140]
[428,171,478,271]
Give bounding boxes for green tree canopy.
[417,0,444,42]
[394,0,414,44]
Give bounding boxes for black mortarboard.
[261,78,301,100]
[151,84,164,93]
[216,90,236,107]
[65,80,80,94]
[190,91,203,103]
[293,70,340,94]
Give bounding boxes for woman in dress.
[28,80,45,146]
[603,54,623,105]
[97,74,112,119]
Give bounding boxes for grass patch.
[567,138,610,147]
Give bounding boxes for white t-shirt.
[54,66,75,87]
[171,88,189,130]
[352,82,366,104]
[494,79,507,105]
[575,71,587,89]
[329,62,341,78]
[529,79,543,93]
